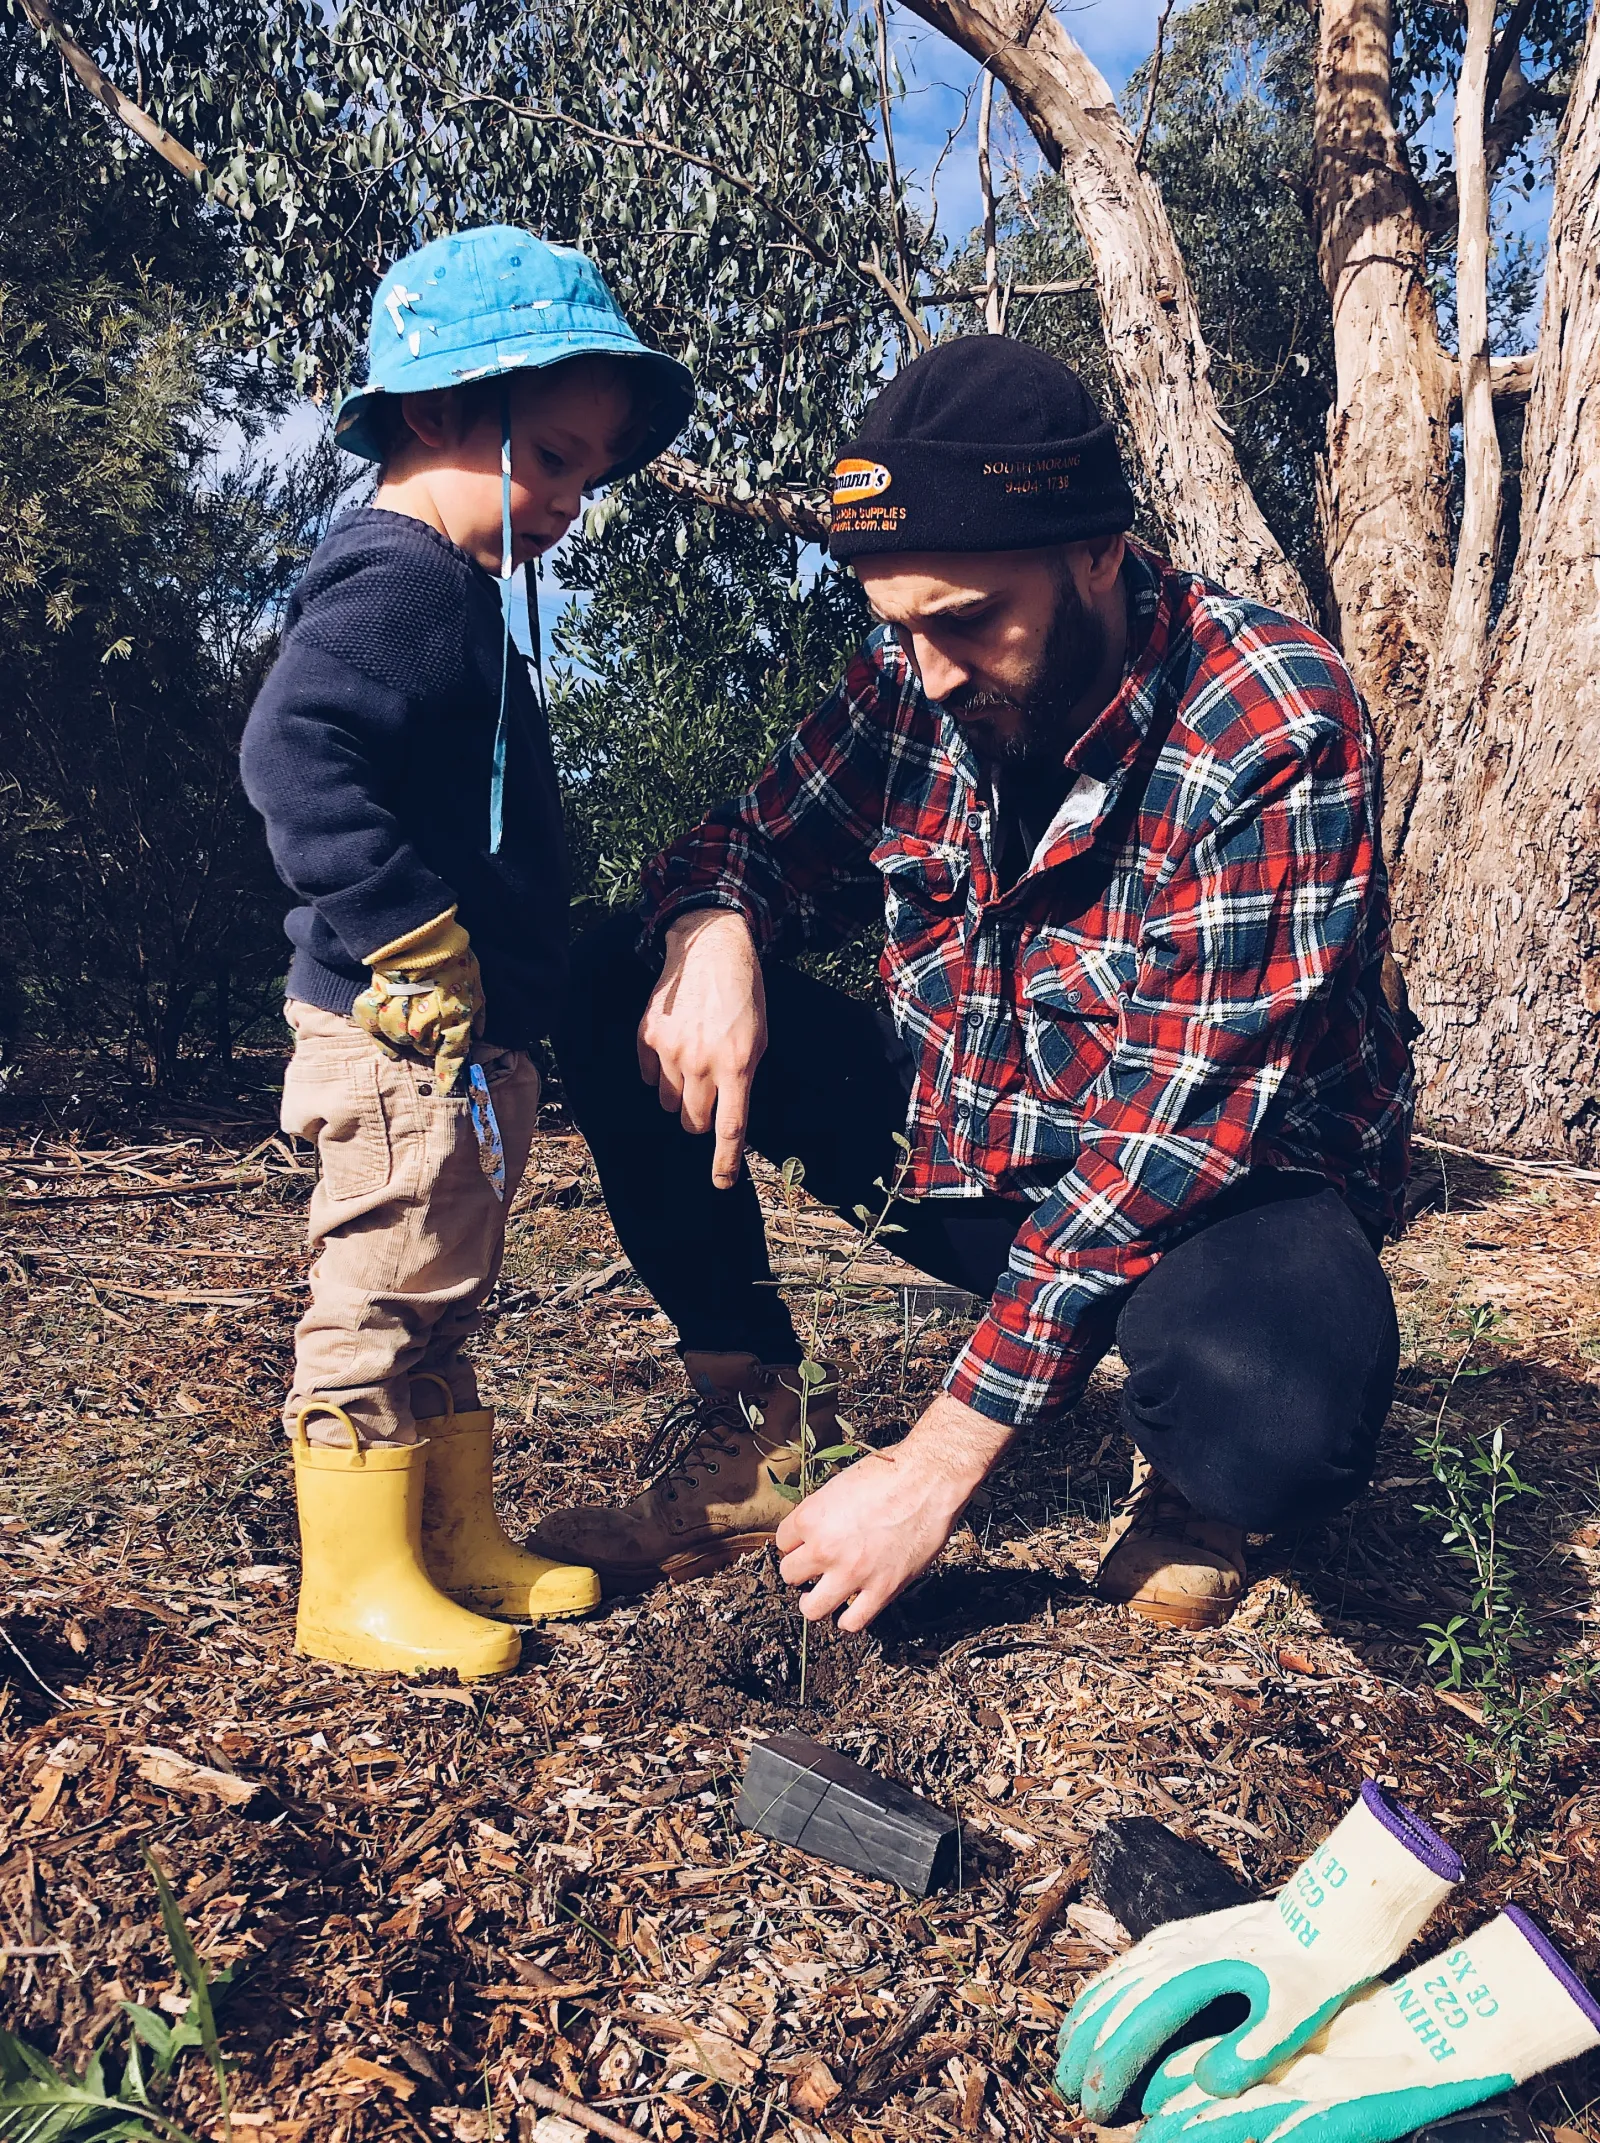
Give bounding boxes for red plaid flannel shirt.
[639,544,1413,1429]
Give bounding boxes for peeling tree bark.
[1440,0,1504,688]
[1399,8,1600,1158]
[1311,0,1454,859]
[896,0,1313,621]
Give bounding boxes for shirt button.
[966,1009,983,1030]
[967,812,982,830]
[417,1082,433,1096]
[1067,991,1081,1008]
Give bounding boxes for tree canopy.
[78,0,910,488]
[0,7,342,1081]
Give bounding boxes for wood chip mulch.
[2,1077,1597,2142]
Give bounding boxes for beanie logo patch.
[833,458,893,503]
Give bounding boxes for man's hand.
[774,1392,1015,1631]
[638,909,767,1189]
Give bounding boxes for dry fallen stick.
[472,1979,616,2002]
[522,2081,642,2143]
[4,1174,270,1207]
[1411,1132,1600,1185]
[81,1282,271,1307]
[134,1745,265,1808]
[550,1257,633,1306]
[1002,1851,1091,1979]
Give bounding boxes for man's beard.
[945,569,1107,772]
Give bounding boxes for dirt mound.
[614,1547,882,1731]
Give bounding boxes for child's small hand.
[354,906,485,1093]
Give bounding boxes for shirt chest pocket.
[1019,935,1136,1103]
[872,835,970,984]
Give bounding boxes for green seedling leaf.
[808,1444,862,1465]
[143,1852,230,2132]
[780,1156,806,1189]
[891,1132,911,1152]
[0,2025,198,2143]
[120,2034,152,2110]
[798,1360,826,1387]
[121,2008,176,2079]
[766,1472,803,1503]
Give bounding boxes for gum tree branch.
[15,0,205,182]
[897,0,1312,618]
[648,452,831,543]
[1439,0,1503,685]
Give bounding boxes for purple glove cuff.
[1506,1905,1600,2029]
[1360,1780,1465,1883]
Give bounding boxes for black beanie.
[826,337,1136,561]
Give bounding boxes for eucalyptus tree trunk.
[905,0,1600,1160]
[1311,0,1453,860]
[895,0,1313,621]
[1396,12,1600,1157]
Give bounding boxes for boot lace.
[1115,1461,1190,1536]
[636,1388,753,1487]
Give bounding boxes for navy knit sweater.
[240,508,570,1047]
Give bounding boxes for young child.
[241,225,693,1679]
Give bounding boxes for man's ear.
[1082,529,1126,596]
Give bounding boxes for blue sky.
[889,0,1166,243]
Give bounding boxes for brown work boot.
[1095,1451,1247,1630]
[526,1352,838,1593]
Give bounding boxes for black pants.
[555,917,1400,1532]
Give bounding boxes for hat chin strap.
[489,380,514,855]
[489,381,552,855]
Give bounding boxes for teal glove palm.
[1138,1909,1600,2143]
[1056,1784,1464,2116]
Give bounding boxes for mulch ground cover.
[2,1067,1598,2143]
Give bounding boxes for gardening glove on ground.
[352,905,484,1094]
[1056,1783,1464,2116]
[1138,1908,1600,2143]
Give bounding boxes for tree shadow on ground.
[1268,1342,1600,1690]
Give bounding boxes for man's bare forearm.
[902,1390,1016,1505]
[663,905,756,956]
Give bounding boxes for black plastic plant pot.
[738,1732,959,1897]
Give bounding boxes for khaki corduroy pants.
[279,1001,540,1447]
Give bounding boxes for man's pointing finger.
[711,1078,750,1190]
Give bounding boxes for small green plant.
[0,1851,235,2142]
[1413,1301,1589,1850]
[755,1136,915,1702]
[124,1851,235,2127]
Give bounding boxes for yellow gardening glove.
[352,905,485,1093]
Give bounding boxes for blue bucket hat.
[334,224,694,479]
[335,227,694,856]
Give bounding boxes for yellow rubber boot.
[291,1404,520,1679]
[413,1377,601,1623]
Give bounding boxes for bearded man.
[533,339,1411,1633]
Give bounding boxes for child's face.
[380,364,637,572]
